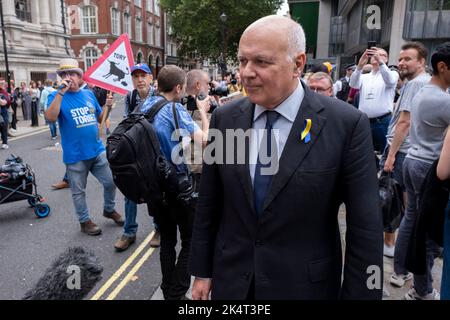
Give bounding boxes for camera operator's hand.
[105,92,114,108]
[357,50,370,70]
[370,47,384,64]
[210,80,220,89]
[58,79,71,95]
[196,95,211,114]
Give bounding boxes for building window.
[147,0,153,12]
[135,0,142,8]
[136,52,143,63]
[111,8,121,36]
[156,55,161,75]
[15,0,31,23]
[84,48,98,69]
[148,54,153,68]
[136,19,143,42]
[124,13,132,38]
[81,6,97,34]
[154,0,160,16]
[172,43,177,57]
[155,25,161,47]
[84,48,98,70]
[147,22,154,45]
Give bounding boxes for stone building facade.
[0,0,71,85]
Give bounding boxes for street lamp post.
[220,12,227,80]
[0,0,11,94]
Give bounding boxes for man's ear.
[293,53,307,77]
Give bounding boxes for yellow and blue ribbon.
[301,119,312,143]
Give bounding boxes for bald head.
[238,15,307,109]
[242,15,306,61]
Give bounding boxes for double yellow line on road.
[90,231,157,300]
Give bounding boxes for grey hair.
[287,21,306,61]
[186,69,208,92]
[243,15,306,62]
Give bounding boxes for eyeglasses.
[310,86,332,94]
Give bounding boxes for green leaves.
[160,0,283,65]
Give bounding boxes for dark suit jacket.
[190,82,383,300]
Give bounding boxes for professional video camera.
[184,94,218,113]
[230,74,237,85]
[209,82,229,97]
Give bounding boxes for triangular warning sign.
[83,34,135,95]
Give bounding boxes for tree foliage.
[161,0,283,65]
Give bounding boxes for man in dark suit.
[190,15,383,300]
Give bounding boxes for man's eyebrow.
[238,54,275,62]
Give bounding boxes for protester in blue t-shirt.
[45,58,124,236]
[140,65,210,300]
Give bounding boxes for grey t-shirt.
[407,84,450,163]
[386,73,431,154]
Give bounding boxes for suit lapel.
[233,99,257,215]
[261,86,327,215]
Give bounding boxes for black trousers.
[10,102,17,130]
[31,100,39,127]
[157,196,194,300]
[0,107,8,145]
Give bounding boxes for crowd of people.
[3,14,450,301]
[302,40,450,300]
[0,79,48,150]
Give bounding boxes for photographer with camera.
[227,72,242,94]
[140,65,210,300]
[185,69,217,118]
[185,70,216,184]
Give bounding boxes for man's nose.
[241,63,256,78]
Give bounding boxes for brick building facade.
[66,0,165,77]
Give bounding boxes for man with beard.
[379,43,430,267]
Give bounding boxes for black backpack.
[106,97,179,206]
[125,89,139,116]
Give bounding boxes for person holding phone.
[349,45,399,159]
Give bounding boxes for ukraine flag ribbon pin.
[301,119,312,143]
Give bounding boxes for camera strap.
[172,101,182,145]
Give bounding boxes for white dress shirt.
[349,64,399,118]
[249,79,305,185]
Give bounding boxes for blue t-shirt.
[141,95,200,173]
[48,90,105,164]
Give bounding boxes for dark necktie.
[253,110,280,216]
